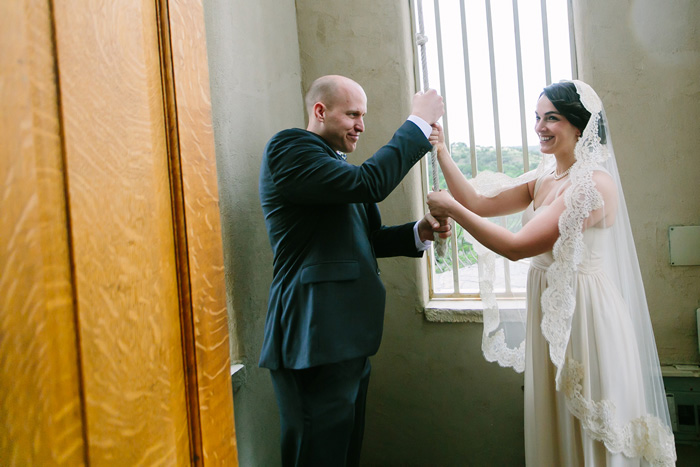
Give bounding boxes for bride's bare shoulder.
[592,170,617,202]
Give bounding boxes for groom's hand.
[411,89,444,125]
[418,212,451,243]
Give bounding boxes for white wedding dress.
[522,175,646,466]
[472,81,675,465]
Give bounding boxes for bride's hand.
[427,190,455,219]
[428,123,444,146]
[429,123,450,158]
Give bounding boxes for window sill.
[424,299,526,323]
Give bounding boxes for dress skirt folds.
[523,202,646,466]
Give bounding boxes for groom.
[259,74,447,466]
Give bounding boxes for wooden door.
[0,0,237,464]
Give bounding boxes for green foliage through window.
[427,143,543,276]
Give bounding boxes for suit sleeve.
[371,222,423,258]
[265,121,431,205]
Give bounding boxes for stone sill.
[424,299,526,323]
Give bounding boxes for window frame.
[409,0,578,309]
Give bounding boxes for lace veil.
[466,80,675,465]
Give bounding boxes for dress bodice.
[522,201,610,274]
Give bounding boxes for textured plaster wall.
[203,1,303,465]
[573,0,700,364]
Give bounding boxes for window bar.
[567,0,578,79]
[451,222,462,295]
[432,0,461,294]
[503,260,513,294]
[411,0,439,296]
[485,0,510,294]
[541,0,552,85]
[411,0,423,99]
[484,0,502,173]
[498,215,512,294]
[424,171,438,296]
[511,0,530,173]
[459,0,478,177]
[433,0,451,149]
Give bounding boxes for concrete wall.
[204,0,700,465]
[573,0,700,364]
[203,1,303,465]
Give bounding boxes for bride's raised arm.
[427,170,618,262]
[427,188,561,261]
[430,124,532,218]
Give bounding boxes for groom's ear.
[313,102,326,123]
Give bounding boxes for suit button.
[376,268,381,275]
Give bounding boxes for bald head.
[304,75,367,153]
[305,75,365,115]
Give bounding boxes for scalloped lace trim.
[540,159,604,384]
[561,359,677,466]
[541,80,608,388]
[478,246,526,372]
[473,80,675,465]
[468,165,550,373]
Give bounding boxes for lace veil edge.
[471,80,676,465]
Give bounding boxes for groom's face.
[318,83,367,153]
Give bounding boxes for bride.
[427,80,676,466]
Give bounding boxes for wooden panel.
[52,1,190,464]
[166,1,238,463]
[0,0,85,464]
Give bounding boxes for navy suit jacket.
[258,121,431,370]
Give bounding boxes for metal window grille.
[411,0,578,299]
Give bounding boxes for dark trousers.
[270,357,371,467]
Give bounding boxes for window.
[411,0,577,302]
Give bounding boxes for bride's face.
[534,96,580,157]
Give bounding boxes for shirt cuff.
[413,221,432,252]
[407,115,432,140]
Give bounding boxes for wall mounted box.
[669,226,700,266]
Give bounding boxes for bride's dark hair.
[541,81,607,144]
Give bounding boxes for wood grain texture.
[167,0,238,464]
[0,0,85,464]
[52,1,190,464]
